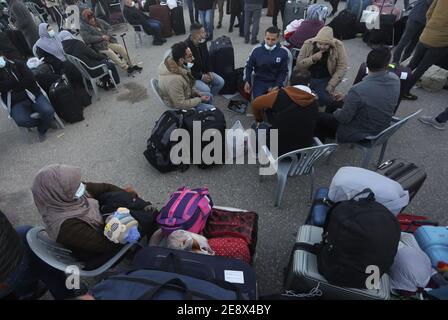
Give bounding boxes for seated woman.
[31,164,158,270]
[0,210,75,300]
[80,9,142,76]
[34,23,85,90]
[59,30,120,90]
[288,4,328,50]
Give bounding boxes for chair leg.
[309,168,315,204]
[377,141,388,168]
[109,70,117,89]
[91,79,100,100]
[274,171,288,208]
[54,113,65,129]
[360,147,374,169]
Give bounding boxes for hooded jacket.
[295,26,347,91]
[252,86,319,155]
[419,0,448,48]
[158,57,201,109]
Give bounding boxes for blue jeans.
[310,77,333,107]
[10,94,55,134]
[142,19,163,41]
[252,79,275,99]
[198,9,213,40]
[195,92,215,112]
[2,226,75,300]
[195,72,225,96]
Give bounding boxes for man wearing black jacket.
[123,0,166,45]
[0,55,56,141]
[185,23,224,95]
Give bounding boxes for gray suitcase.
[284,225,391,300]
[283,0,309,29]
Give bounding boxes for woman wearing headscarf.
[80,8,142,76]
[8,0,39,48]
[288,4,328,50]
[34,23,86,90]
[59,30,119,90]
[31,164,158,270]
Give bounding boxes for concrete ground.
[1,0,447,297]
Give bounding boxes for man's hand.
[200,95,210,102]
[244,82,251,94]
[268,86,279,92]
[312,51,323,62]
[207,72,214,80]
[202,73,212,83]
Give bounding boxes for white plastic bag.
[226,120,247,161]
[167,230,215,255]
[361,5,380,30]
[166,0,177,9]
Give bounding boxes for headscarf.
[82,8,97,27]
[31,164,104,241]
[306,4,329,21]
[35,23,66,61]
[59,30,76,42]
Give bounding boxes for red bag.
[203,208,258,258]
[397,213,439,233]
[208,237,251,265]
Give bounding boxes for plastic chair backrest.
[364,109,422,147]
[150,78,170,108]
[66,54,108,80]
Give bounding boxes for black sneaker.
[401,92,418,100]
[217,22,222,29]
[228,26,233,33]
[227,100,248,114]
[152,39,164,46]
[127,67,136,76]
[132,65,143,72]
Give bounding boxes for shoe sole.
[418,118,445,130]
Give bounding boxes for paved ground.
[1,0,447,297]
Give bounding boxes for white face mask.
[0,57,6,68]
[199,38,206,44]
[264,43,276,51]
[48,29,56,37]
[131,1,135,6]
[184,62,194,69]
[74,183,86,199]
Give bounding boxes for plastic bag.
[166,0,177,9]
[166,230,215,255]
[226,120,247,161]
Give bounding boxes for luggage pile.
[284,160,448,300]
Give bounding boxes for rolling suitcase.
[283,0,309,29]
[284,225,391,300]
[49,78,84,123]
[170,5,186,35]
[376,159,426,202]
[209,35,236,94]
[131,246,258,299]
[148,4,173,37]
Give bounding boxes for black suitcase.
[328,9,359,40]
[149,4,173,37]
[209,35,236,94]
[170,5,185,35]
[283,0,309,29]
[131,246,258,300]
[49,78,84,123]
[376,159,426,202]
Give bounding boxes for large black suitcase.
[131,246,258,300]
[170,5,185,35]
[209,35,236,94]
[328,9,359,40]
[376,159,426,202]
[49,78,84,123]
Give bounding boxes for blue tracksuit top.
[243,43,289,87]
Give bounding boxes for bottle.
[311,187,331,227]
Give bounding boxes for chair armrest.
[313,137,323,146]
[391,116,400,123]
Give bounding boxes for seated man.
[243,26,289,99]
[0,54,56,142]
[158,42,214,111]
[252,70,319,155]
[314,47,400,143]
[122,0,166,46]
[295,26,347,112]
[185,23,224,96]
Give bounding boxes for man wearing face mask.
[0,54,56,141]
[295,26,347,113]
[185,23,225,96]
[243,26,289,99]
[122,0,166,46]
[158,42,215,111]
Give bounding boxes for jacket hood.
[160,56,190,77]
[283,86,316,107]
[310,26,335,46]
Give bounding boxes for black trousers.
[315,112,339,142]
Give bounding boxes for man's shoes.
[132,65,143,72]
[418,115,446,130]
[228,26,233,32]
[217,22,222,29]
[153,39,164,46]
[38,132,47,142]
[401,92,418,100]
[250,39,260,45]
[127,67,136,76]
[49,120,59,129]
[244,38,250,44]
[234,23,239,28]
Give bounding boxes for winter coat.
[8,0,39,48]
[80,18,117,51]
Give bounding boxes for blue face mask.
[0,57,6,68]
[74,183,86,199]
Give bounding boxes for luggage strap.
[293,242,321,255]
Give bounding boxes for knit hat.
[311,26,335,45]
[0,211,24,282]
[104,208,140,244]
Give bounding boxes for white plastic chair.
[260,137,338,207]
[150,78,172,109]
[26,226,135,277]
[64,5,80,32]
[353,109,422,169]
[65,54,117,100]
[132,24,153,48]
[25,1,46,23]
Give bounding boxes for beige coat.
[158,57,201,109]
[294,26,348,91]
[420,0,448,48]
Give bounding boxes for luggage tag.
[400,72,408,80]
[224,270,245,284]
